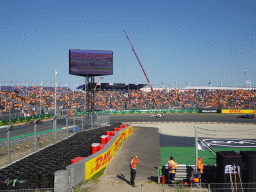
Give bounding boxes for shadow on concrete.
[147,176,158,183]
[117,174,130,184]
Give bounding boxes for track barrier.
[54,124,133,192]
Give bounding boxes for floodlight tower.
[123,30,154,93]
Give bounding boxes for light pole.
[54,70,57,115]
[244,70,247,88]
[40,81,42,115]
[10,81,13,92]
[126,82,129,93]
[31,81,33,95]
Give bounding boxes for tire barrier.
[0,123,121,190]
[55,124,133,192]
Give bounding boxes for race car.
[26,119,43,125]
[150,114,165,118]
[237,114,254,119]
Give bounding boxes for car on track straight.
[150,114,165,118]
[26,119,43,125]
[237,114,254,118]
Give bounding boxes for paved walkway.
[79,126,164,191]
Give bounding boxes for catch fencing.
[0,114,109,168]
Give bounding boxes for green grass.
[73,168,106,192]
[161,147,256,165]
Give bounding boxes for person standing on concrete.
[167,156,177,184]
[129,155,138,187]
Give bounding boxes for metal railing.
[0,114,109,168]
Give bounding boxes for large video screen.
[69,49,113,76]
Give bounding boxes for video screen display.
[69,49,113,76]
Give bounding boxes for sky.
[1,0,255,90]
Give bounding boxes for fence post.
[97,114,99,128]
[208,183,210,192]
[82,115,84,131]
[195,125,198,171]
[91,113,92,129]
[52,116,57,144]
[34,121,37,152]
[7,126,10,164]
[73,117,75,134]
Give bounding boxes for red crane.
[123,30,154,93]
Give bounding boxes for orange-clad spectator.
[129,155,139,187]
[198,157,204,173]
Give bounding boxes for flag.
[197,140,209,151]
[208,82,211,85]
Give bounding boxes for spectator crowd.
[0,86,256,118]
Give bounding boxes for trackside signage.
[85,126,133,180]
[199,109,221,113]
[222,109,256,114]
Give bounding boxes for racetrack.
[109,113,256,124]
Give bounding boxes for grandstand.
[0,84,256,120]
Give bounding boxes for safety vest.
[198,158,204,173]
[167,160,177,173]
[130,159,138,169]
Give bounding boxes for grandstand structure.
[0,83,256,120]
[77,82,148,92]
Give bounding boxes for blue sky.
[1,0,255,90]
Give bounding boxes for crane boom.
[123,30,154,93]
[94,77,103,92]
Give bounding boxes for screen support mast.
[123,30,154,93]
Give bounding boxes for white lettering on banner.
[202,139,256,148]
[224,165,240,174]
[202,110,217,113]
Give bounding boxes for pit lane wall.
[54,125,133,192]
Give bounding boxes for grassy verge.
[73,168,106,192]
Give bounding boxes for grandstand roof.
[77,83,148,91]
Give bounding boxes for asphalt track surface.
[1,114,255,140]
[0,117,86,140]
[109,113,256,124]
